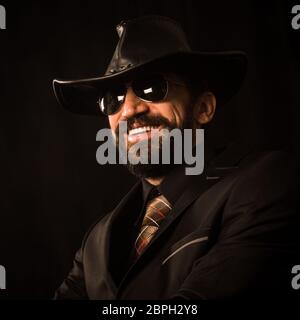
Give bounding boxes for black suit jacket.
[54,144,300,299]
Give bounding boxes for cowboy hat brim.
[53,50,247,116]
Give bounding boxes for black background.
[0,0,299,299]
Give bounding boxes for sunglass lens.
[98,86,126,115]
[133,74,168,102]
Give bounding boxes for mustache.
[115,114,176,136]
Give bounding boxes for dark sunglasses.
[98,74,171,116]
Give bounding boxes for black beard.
[124,138,181,179]
[115,114,185,179]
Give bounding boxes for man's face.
[108,73,194,179]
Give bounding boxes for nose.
[120,87,149,119]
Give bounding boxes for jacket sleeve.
[172,151,300,300]
[53,215,106,300]
[53,246,88,300]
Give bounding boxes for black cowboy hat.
[53,15,247,115]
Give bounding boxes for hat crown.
[105,15,191,75]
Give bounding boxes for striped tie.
[135,194,172,256]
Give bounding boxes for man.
[53,15,300,299]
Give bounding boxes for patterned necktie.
[135,194,172,256]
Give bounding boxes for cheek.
[108,115,119,132]
[168,103,188,128]
[164,87,191,127]
[154,103,182,126]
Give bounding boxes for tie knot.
[142,194,172,228]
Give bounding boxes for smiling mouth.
[128,126,160,137]
[126,125,162,144]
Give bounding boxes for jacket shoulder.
[235,149,296,190]
[81,211,113,248]
[223,149,298,220]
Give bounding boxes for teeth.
[128,126,157,136]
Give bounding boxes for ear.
[192,91,216,126]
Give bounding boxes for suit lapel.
[137,166,224,256]
[102,181,142,294]
[142,140,250,251]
